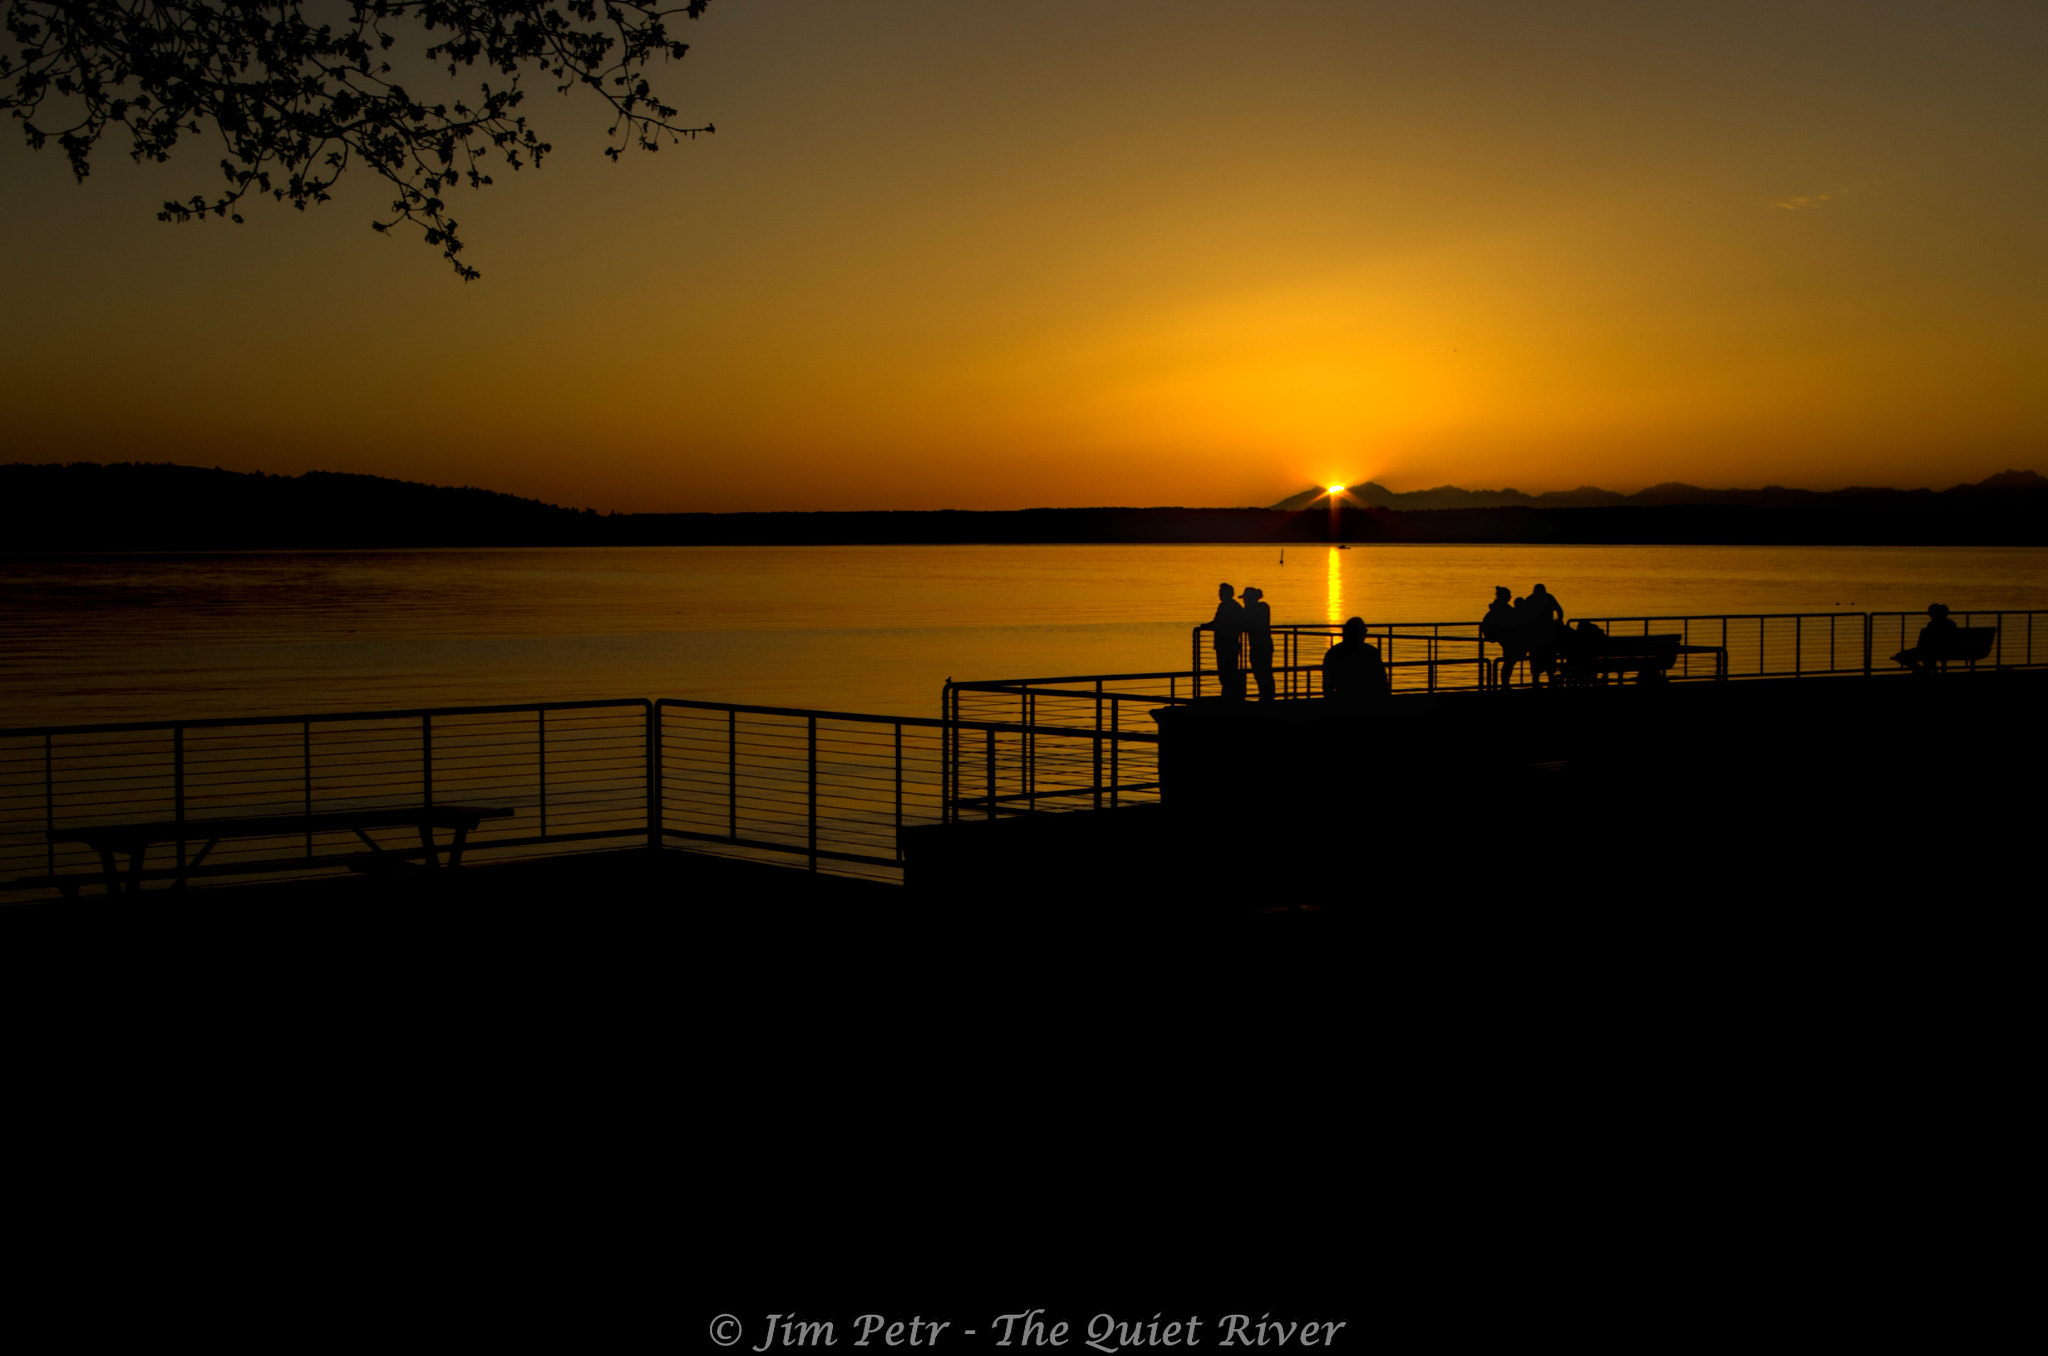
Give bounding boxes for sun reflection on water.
[1327,546,1345,625]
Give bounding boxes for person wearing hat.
[1241,586,1275,701]
[1211,582,1247,699]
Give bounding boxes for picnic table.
[1562,633,1728,685]
[41,804,513,898]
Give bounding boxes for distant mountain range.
[4,461,2046,549]
[1270,470,2048,512]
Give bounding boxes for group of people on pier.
[1210,582,1390,703]
[1481,582,1569,686]
[1483,583,1564,634]
[1211,578,1571,698]
[1213,583,1977,694]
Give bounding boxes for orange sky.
[4,2,2045,511]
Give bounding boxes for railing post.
[1024,690,1035,811]
[646,702,662,851]
[305,720,315,858]
[1192,627,1203,700]
[1094,682,1104,811]
[807,716,819,871]
[173,725,186,885]
[1110,700,1120,808]
[44,732,55,875]
[941,680,954,825]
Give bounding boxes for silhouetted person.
[1899,602,1960,674]
[1321,616,1390,703]
[1554,618,1606,687]
[1240,586,1275,701]
[1494,590,1556,688]
[1481,585,1514,640]
[1525,584,1565,682]
[1212,582,1246,699]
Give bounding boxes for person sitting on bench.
[1322,617,1391,703]
[1896,603,1959,674]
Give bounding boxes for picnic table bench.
[29,804,513,899]
[1577,634,1679,683]
[1561,633,1727,685]
[1489,626,1729,688]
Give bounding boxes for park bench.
[21,805,513,900]
[1492,626,1728,688]
[1897,626,1997,673]
[1573,633,1682,685]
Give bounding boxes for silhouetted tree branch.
[1,2,714,279]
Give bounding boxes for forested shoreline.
[6,462,2045,549]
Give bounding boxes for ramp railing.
[657,697,1159,882]
[2,694,1164,900]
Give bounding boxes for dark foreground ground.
[9,675,2034,1323]
[911,667,2042,902]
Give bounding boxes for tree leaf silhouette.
[1,1,716,280]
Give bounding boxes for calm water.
[5,544,2047,727]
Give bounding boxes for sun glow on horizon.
[3,3,2042,511]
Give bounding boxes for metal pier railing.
[1174,609,2048,695]
[2,694,1161,900]
[7,610,2041,901]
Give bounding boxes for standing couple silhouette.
[1212,582,1274,700]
